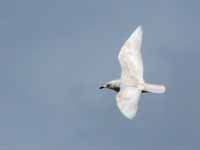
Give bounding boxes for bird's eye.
[107,84,111,88]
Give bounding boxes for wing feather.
[116,87,141,119]
[118,26,144,85]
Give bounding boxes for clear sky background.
[0,0,199,149]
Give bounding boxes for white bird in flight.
[99,26,166,119]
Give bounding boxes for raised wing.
[116,86,141,119]
[118,26,144,85]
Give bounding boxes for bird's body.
[100,26,166,119]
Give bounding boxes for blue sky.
[0,0,200,149]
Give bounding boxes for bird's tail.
[143,83,166,94]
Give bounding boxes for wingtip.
[128,25,143,41]
[117,103,137,120]
[135,25,143,35]
[123,112,137,120]
[136,25,142,31]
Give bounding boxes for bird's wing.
[116,86,141,119]
[118,26,144,85]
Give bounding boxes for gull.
[99,26,166,119]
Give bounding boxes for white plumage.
[117,26,144,119]
[100,26,166,119]
[119,26,144,85]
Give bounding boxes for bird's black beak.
[99,85,105,89]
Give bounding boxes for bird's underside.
[107,86,155,93]
[100,26,166,120]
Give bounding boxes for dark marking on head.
[106,84,111,88]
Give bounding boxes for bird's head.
[99,83,111,90]
[99,80,120,92]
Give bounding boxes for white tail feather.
[143,83,166,94]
